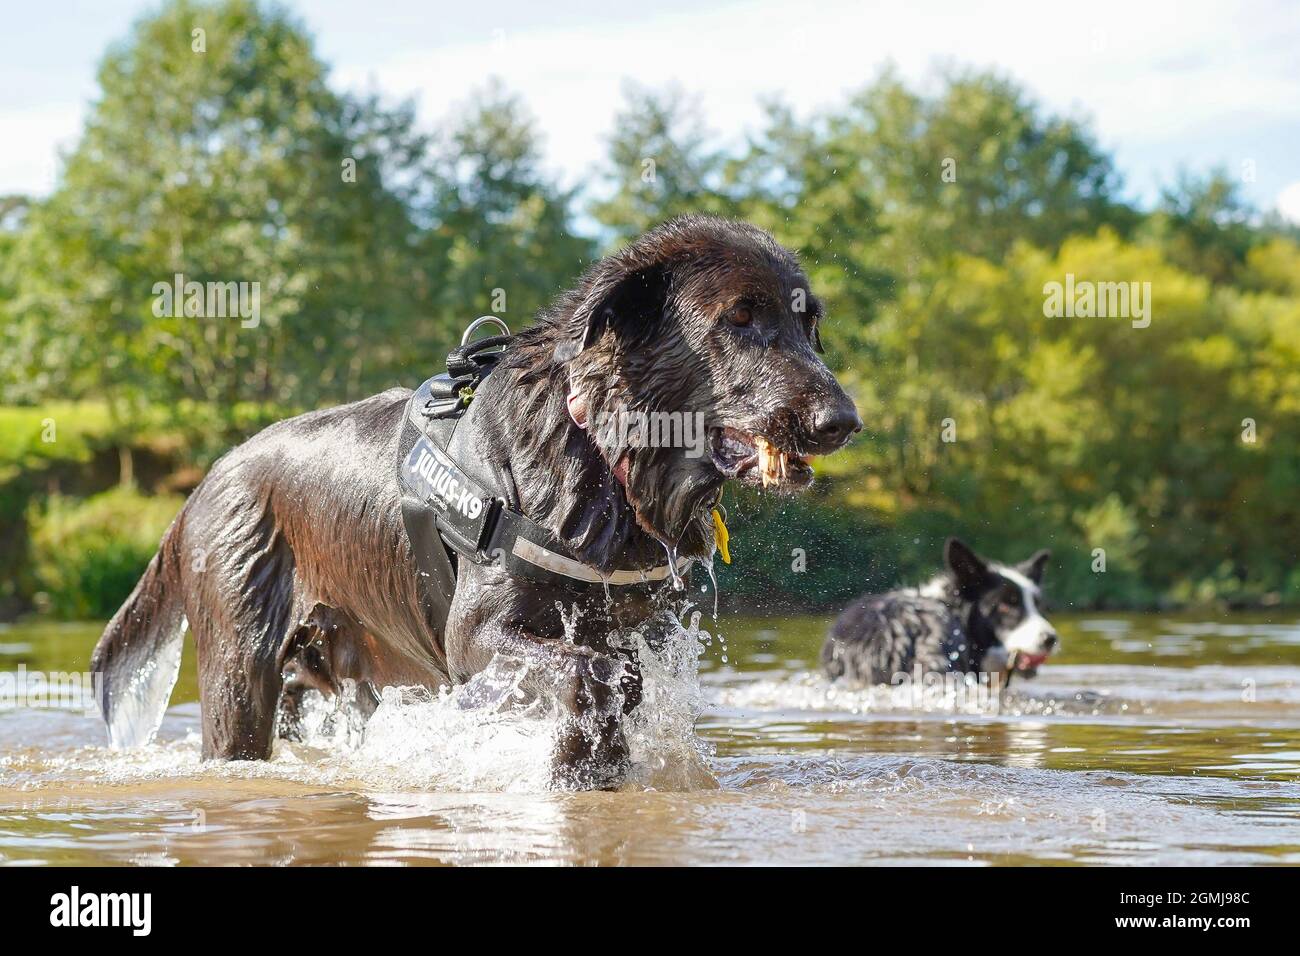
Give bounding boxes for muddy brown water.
[1,611,1298,865]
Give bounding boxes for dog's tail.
[90,517,187,748]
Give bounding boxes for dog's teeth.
[755,436,784,487]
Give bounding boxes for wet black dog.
[821,538,1057,686]
[92,216,860,787]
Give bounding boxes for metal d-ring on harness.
[417,315,512,418]
[395,316,689,611]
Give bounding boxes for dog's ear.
[1017,549,1051,585]
[945,537,991,600]
[558,263,670,360]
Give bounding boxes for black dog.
[821,539,1057,686]
[92,216,860,787]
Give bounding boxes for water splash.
[555,600,585,643]
[660,541,686,591]
[710,667,1144,717]
[701,556,720,618]
[621,609,717,790]
[278,607,718,793]
[105,616,186,749]
[311,656,559,792]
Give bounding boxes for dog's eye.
[726,305,753,327]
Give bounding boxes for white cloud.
[0,104,82,196]
[5,0,1298,204]
[1276,181,1300,225]
[329,0,1300,198]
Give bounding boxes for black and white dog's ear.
[559,263,670,360]
[1018,549,1051,585]
[945,537,990,599]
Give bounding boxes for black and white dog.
[821,538,1058,686]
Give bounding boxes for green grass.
[0,403,117,481]
[26,486,184,619]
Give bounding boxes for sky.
[3,0,1300,221]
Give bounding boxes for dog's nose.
[1044,633,1058,650]
[812,400,863,447]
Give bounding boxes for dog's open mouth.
[709,427,813,488]
[1010,651,1049,677]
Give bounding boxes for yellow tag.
[712,508,731,564]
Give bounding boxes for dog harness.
[396,318,690,597]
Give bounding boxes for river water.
[1,611,1297,865]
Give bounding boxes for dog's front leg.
[446,579,630,789]
[537,638,630,789]
[474,625,631,788]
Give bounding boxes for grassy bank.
[0,405,183,619]
[2,401,1295,623]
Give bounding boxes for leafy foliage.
[1,0,1297,615]
[27,487,186,619]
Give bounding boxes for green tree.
[5,0,428,435]
[1144,169,1258,284]
[0,196,34,399]
[422,83,595,342]
[878,68,1128,261]
[731,99,894,351]
[590,84,734,243]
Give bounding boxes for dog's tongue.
[1016,652,1048,671]
[566,391,588,428]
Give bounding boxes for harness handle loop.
[447,317,513,384]
[461,315,511,346]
